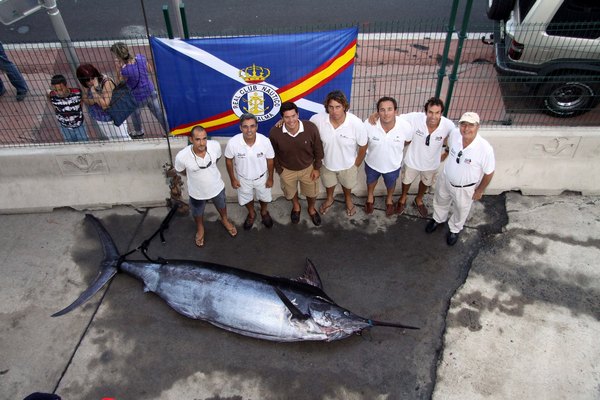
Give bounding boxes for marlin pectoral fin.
[274,287,309,320]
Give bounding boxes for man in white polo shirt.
[309,90,368,217]
[225,113,275,230]
[398,97,456,217]
[425,112,495,246]
[363,96,412,217]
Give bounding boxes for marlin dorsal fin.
[292,258,324,289]
[274,287,309,320]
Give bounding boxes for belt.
[450,182,476,188]
[241,171,267,181]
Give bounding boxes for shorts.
[237,174,272,205]
[365,163,400,189]
[401,165,437,186]
[279,165,319,199]
[320,164,358,189]
[189,188,227,217]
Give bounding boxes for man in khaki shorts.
[309,90,368,217]
[270,102,324,226]
[397,97,455,217]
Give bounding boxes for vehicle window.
[546,0,600,39]
[518,0,537,22]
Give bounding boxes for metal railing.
[1,20,599,148]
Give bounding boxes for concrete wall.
[1,127,598,213]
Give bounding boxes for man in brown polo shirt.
[270,101,324,226]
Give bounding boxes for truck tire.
[539,78,598,118]
[487,0,515,21]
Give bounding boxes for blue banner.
[150,27,358,136]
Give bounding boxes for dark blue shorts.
[365,163,400,189]
[189,188,226,217]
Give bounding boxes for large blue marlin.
[53,214,418,342]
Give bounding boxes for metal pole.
[435,0,460,99]
[169,0,185,38]
[444,0,474,116]
[162,5,174,39]
[179,3,190,39]
[41,0,79,76]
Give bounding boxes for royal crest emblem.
[231,64,281,122]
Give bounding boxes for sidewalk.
[1,192,598,399]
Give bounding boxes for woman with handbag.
[76,63,131,141]
[111,42,167,138]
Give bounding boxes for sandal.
[319,200,334,215]
[195,234,205,248]
[222,220,238,237]
[346,205,357,217]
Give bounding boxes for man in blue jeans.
[0,41,28,101]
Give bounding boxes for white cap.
[459,112,480,124]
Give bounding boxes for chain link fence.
[1,20,599,148]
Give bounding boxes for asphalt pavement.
[1,191,598,399]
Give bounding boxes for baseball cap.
[459,112,480,124]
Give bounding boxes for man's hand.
[274,118,284,128]
[367,112,378,125]
[472,188,484,201]
[310,168,320,181]
[266,176,274,188]
[230,178,241,189]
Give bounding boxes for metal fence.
[1,20,599,148]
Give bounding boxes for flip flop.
[319,201,334,215]
[346,205,357,217]
[222,220,238,237]
[195,234,205,248]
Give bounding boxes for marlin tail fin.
[52,214,121,317]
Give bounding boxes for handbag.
[106,81,138,127]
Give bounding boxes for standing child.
[48,74,89,142]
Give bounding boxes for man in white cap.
[425,112,495,246]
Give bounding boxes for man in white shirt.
[425,112,495,246]
[225,113,275,230]
[398,97,455,217]
[309,90,368,217]
[174,125,238,248]
[363,96,412,217]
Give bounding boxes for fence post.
[162,5,174,39]
[435,0,460,99]
[444,0,474,116]
[179,3,190,39]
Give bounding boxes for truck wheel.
[487,0,515,20]
[539,80,598,118]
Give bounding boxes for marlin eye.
[344,311,350,316]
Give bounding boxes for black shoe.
[16,91,27,101]
[243,214,255,230]
[446,231,460,246]
[309,211,321,226]
[290,209,300,224]
[425,219,439,233]
[261,211,274,228]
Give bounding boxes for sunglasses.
[456,150,463,164]
[191,148,212,169]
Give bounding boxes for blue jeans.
[60,124,89,142]
[130,91,167,133]
[0,42,28,95]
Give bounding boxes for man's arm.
[225,158,240,189]
[473,172,494,201]
[265,158,274,188]
[355,144,367,167]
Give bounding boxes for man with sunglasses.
[174,125,238,247]
[425,112,495,246]
[225,113,276,230]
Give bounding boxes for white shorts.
[401,165,437,187]
[237,174,272,205]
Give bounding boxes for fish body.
[53,214,418,342]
